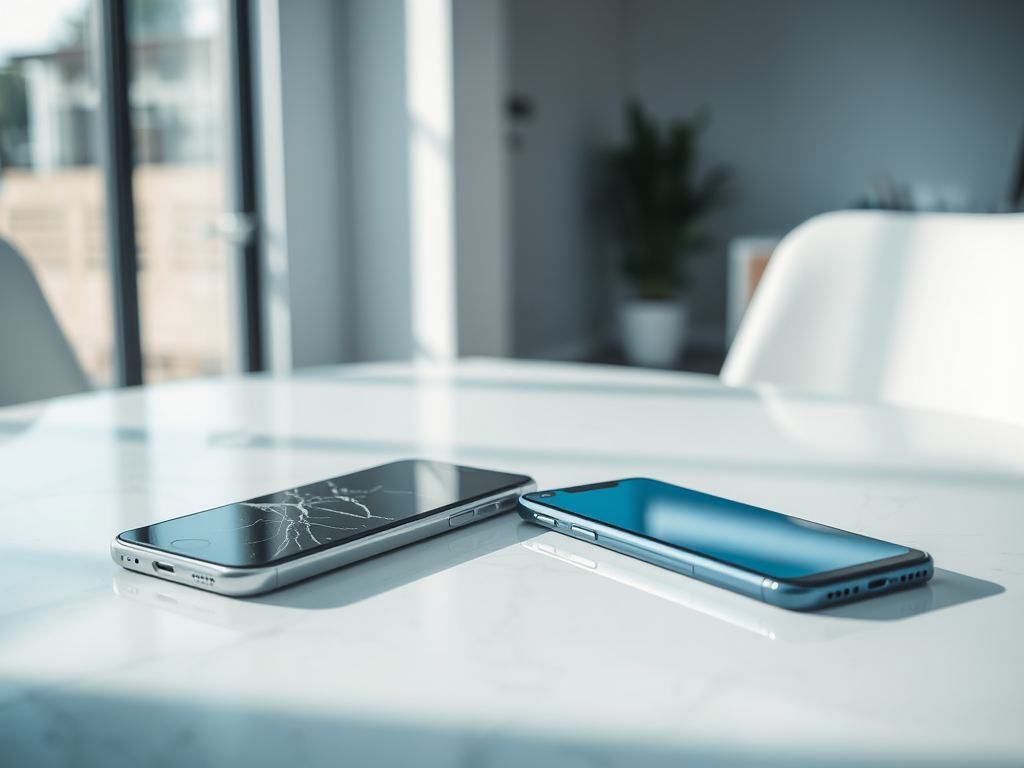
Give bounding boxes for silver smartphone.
[111,459,535,596]
[518,478,933,611]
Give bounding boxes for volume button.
[475,502,500,518]
[535,514,556,526]
[571,525,597,540]
[448,510,474,527]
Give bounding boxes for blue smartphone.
[518,479,933,611]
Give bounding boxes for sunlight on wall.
[407,0,456,363]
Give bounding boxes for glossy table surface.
[1,359,1022,767]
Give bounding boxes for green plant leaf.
[601,99,730,297]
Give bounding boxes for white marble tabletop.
[1,359,1022,767]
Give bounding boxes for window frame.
[96,0,263,387]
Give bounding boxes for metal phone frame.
[518,495,932,611]
[111,480,535,597]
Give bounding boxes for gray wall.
[508,0,1024,359]
[507,0,626,360]
[255,0,352,371]
[454,0,514,358]
[346,0,415,362]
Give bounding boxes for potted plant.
[603,100,729,367]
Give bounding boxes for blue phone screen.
[540,480,908,578]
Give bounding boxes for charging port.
[868,578,886,589]
[154,562,175,574]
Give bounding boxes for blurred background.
[2,0,1022,389]
[0,0,230,386]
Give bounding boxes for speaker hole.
[844,588,850,596]
[854,586,859,594]
[134,558,139,564]
[900,574,906,582]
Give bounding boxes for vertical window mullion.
[96,0,142,387]
[226,0,264,372]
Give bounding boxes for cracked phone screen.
[119,460,529,567]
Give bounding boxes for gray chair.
[0,236,91,407]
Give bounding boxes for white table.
[1,359,1022,767]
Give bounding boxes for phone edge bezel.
[112,479,536,597]
[118,461,533,569]
[519,488,930,589]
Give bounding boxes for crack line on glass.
[236,483,398,557]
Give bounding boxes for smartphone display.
[519,479,932,610]
[113,460,534,596]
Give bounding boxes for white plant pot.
[620,299,689,368]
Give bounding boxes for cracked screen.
[120,460,529,567]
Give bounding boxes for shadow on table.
[518,526,1005,643]
[818,567,1004,620]
[254,513,541,610]
[114,514,542,631]
[5,685,974,768]
[115,512,1003,638]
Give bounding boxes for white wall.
[348,0,514,362]
[506,0,1024,359]
[257,0,513,367]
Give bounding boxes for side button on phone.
[475,502,500,519]
[571,525,597,540]
[448,510,475,527]
[535,514,556,526]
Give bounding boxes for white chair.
[721,210,1024,427]
[0,236,91,407]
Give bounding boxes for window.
[0,0,259,388]
[0,0,113,384]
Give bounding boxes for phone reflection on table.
[114,514,525,627]
[516,525,959,643]
[114,568,282,634]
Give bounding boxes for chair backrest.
[0,236,91,407]
[721,210,1024,427]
